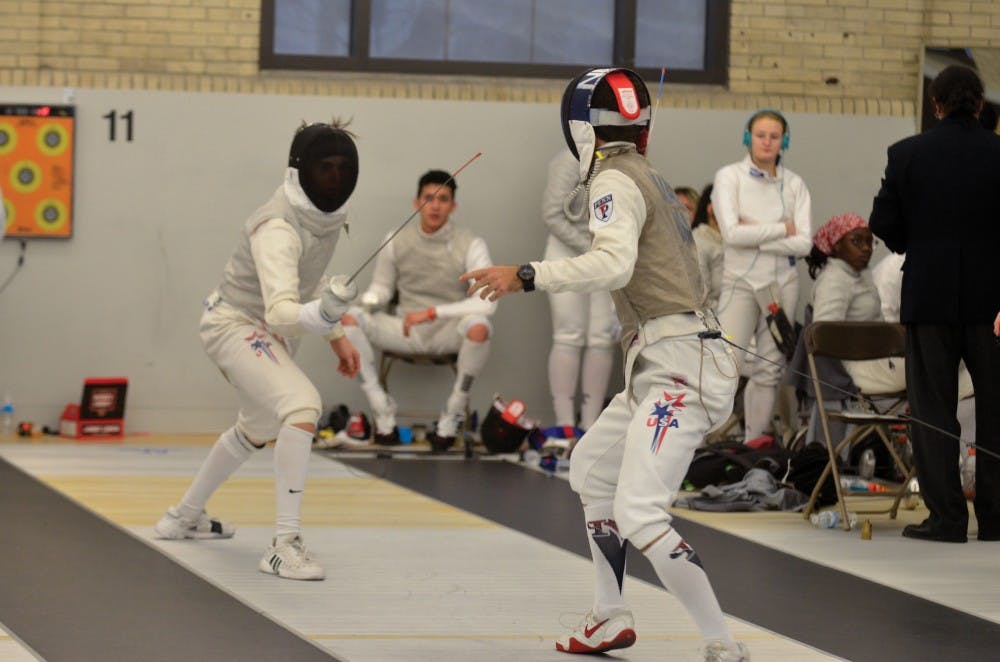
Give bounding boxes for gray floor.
[2,439,999,661]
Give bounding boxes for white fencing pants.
[569,333,738,549]
[717,275,799,441]
[200,302,321,442]
[546,235,619,428]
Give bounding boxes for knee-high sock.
[344,324,395,433]
[743,381,777,441]
[580,346,613,429]
[274,425,314,537]
[549,343,582,427]
[177,426,255,521]
[344,324,379,388]
[583,502,628,618]
[643,528,733,645]
[444,336,490,417]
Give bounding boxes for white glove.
[320,274,358,323]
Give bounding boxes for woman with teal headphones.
[711,109,813,443]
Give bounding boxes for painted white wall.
[0,85,914,433]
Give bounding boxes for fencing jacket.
[362,221,496,318]
[533,144,705,349]
[215,169,347,338]
[711,155,812,289]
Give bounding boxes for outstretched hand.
[330,335,360,377]
[461,265,522,301]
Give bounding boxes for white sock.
[438,337,490,436]
[344,323,379,387]
[583,502,628,617]
[549,343,582,427]
[345,325,396,434]
[274,425,314,538]
[743,381,776,441]
[643,528,734,645]
[455,335,490,385]
[177,426,254,521]
[579,345,613,429]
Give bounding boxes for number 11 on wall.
[103,110,134,142]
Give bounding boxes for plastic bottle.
[810,510,858,529]
[0,394,12,436]
[839,475,890,493]
[961,448,976,500]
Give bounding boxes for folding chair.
[377,350,471,439]
[801,321,915,530]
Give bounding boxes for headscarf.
[813,213,867,255]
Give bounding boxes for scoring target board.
[0,104,75,239]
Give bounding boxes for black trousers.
[905,324,1000,533]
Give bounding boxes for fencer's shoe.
[703,640,751,661]
[369,394,397,439]
[154,506,235,540]
[259,534,325,581]
[435,409,464,438]
[374,427,402,446]
[555,609,636,654]
[427,432,456,453]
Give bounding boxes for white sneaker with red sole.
[555,609,636,654]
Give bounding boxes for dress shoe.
[902,520,967,543]
[977,530,1000,541]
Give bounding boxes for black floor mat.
[342,456,1000,662]
[0,456,339,662]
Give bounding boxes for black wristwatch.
[517,263,536,292]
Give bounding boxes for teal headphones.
[743,109,790,150]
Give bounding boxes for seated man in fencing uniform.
[342,170,496,450]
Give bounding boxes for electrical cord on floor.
[0,239,27,295]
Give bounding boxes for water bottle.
[810,510,858,529]
[839,475,890,493]
[0,394,13,436]
[961,448,976,500]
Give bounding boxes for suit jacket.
[869,115,1000,324]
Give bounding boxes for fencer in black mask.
[289,122,359,213]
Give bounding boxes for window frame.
[259,0,729,85]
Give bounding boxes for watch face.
[518,264,535,280]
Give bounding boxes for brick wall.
[1,1,999,116]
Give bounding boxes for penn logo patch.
[593,194,614,222]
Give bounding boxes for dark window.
[260,0,729,85]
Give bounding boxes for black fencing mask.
[288,124,359,212]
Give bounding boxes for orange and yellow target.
[0,105,75,239]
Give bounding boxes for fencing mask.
[560,67,652,183]
[288,123,359,213]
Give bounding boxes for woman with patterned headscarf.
[804,212,905,394]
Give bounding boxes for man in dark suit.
[870,65,1000,543]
